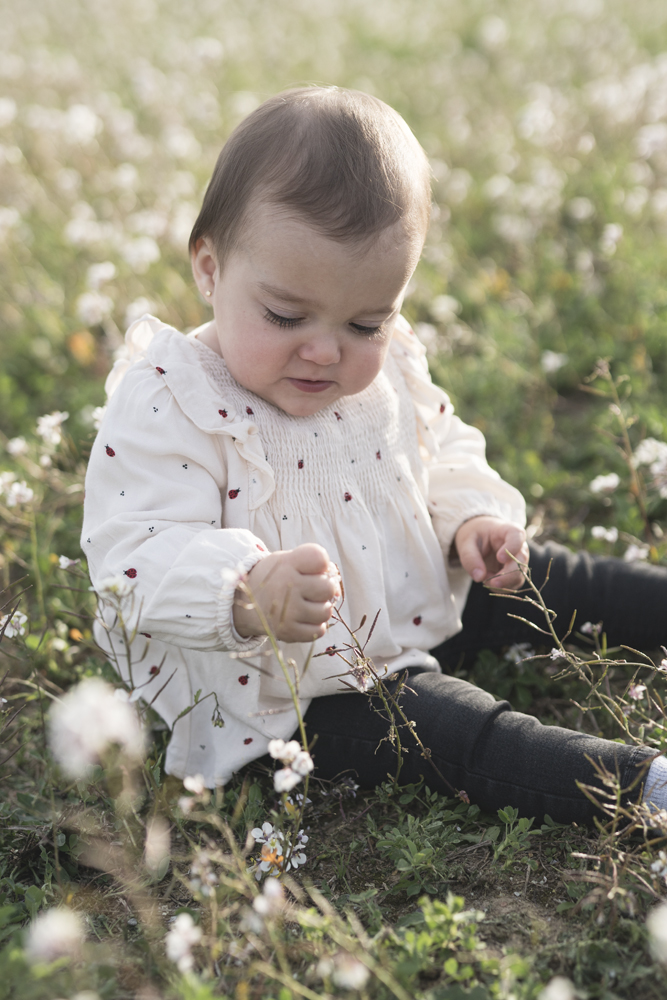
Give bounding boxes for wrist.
[232,582,266,638]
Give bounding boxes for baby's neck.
[194,322,222,357]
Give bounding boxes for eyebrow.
[257,281,395,315]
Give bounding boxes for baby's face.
[192,204,420,417]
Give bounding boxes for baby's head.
[190,87,431,416]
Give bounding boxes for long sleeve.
[82,357,267,652]
[390,317,526,559]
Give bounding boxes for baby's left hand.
[453,516,529,590]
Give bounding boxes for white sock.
[643,755,667,812]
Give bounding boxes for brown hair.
[189,86,431,262]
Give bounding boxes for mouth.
[287,378,335,393]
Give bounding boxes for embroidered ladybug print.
[246,406,254,415]
[243,737,253,745]
[155,367,166,374]
[440,403,445,413]
[238,674,249,686]
[219,409,227,418]
[149,665,160,676]
[228,488,241,499]
[334,411,342,421]
[413,615,422,626]
[298,459,304,469]
[105,445,115,457]
[124,568,137,579]
[344,492,352,502]
[256,544,265,551]
[376,450,381,460]
[140,632,152,638]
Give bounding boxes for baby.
[83,87,665,823]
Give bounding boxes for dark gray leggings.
[302,543,662,823]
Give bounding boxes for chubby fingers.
[489,528,529,589]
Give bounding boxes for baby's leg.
[432,540,667,670]
[303,669,655,825]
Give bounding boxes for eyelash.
[264,309,381,335]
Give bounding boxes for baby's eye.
[264,309,302,329]
[350,322,382,335]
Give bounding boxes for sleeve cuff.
[215,549,268,652]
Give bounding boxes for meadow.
[4,0,667,996]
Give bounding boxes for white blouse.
[82,314,525,787]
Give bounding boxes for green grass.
[4,0,667,996]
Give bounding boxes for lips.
[287,378,334,393]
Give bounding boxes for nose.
[297,330,341,367]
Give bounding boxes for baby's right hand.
[233,544,340,643]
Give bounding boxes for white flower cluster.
[36,410,69,448]
[48,677,145,778]
[317,951,370,991]
[633,437,667,498]
[268,738,314,792]
[0,611,27,638]
[93,574,137,599]
[591,525,618,543]
[250,821,308,879]
[0,471,34,507]
[165,913,201,972]
[25,907,85,964]
[589,472,620,494]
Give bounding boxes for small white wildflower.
[59,555,80,570]
[274,767,303,793]
[267,738,301,763]
[7,436,28,456]
[580,621,601,636]
[251,822,286,879]
[540,351,568,374]
[76,291,114,326]
[1,612,27,638]
[633,438,667,468]
[290,749,314,777]
[628,683,647,700]
[505,642,534,665]
[91,405,106,430]
[36,411,69,448]
[5,480,34,506]
[178,795,195,815]
[86,261,116,289]
[48,677,145,778]
[539,977,576,1000]
[144,816,170,874]
[599,223,623,257]
[624,543,649,563]
[0,471,16,493]
[590,472,620,494]
[39,454,52,468]
[332,952,370,991]
[165,912,201,972]
[121,236,160,273]
[252,877,285,917]
[650,850,667,878]
[591,525,618,543]
[347,656,375,692]
[183,774,206,794]
[25,907,85,964]
[647,902,667,964]
[94,574,136,598]
[550,648,563,661]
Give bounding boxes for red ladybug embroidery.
[246,406,254,415]
[238,674,249,685]
[228,488,241,499]
[334,411,342,421]
[413,615,422,625]
[298,459,304,469]
[155,367,166,374]
[149,665,160,676]
[344,492,352,502]
[440,403,445,413]
[140,632,151,638]
[105,445,115,457]
[256,544,265,551]
[376,450,381,460]
[243,737,253,745]
[219,409,228,418]
[124,568,137,579]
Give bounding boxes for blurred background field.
[5,0,667,997]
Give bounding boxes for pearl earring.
[205,289,212,297]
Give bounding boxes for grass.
[4,0,667,995]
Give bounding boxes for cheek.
[346,340,390,392]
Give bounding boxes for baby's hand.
[453,516,529,590]
[233,544,340,643]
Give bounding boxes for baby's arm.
[234,544,340,642]
[452,515,528,590]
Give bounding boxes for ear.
[190,237,218,298]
